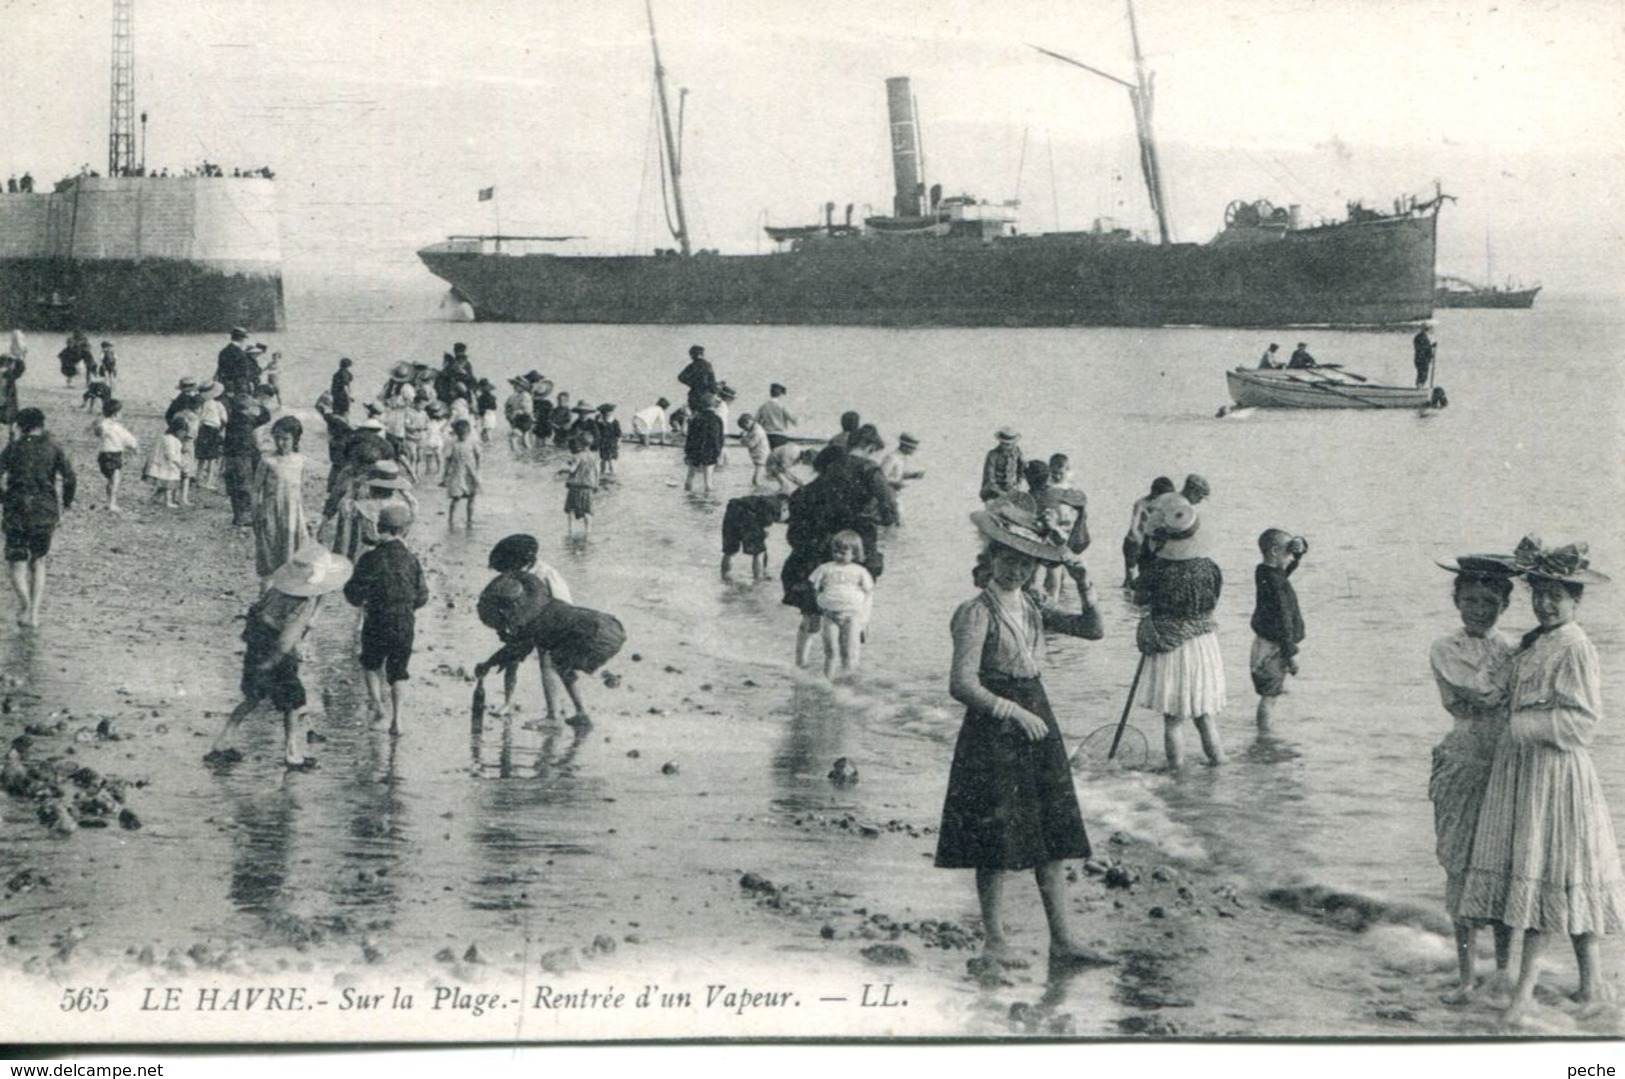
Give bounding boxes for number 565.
[60,988,109,1012]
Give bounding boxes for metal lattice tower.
[108,0,136,177]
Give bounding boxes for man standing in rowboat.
[1413,326,1437,387]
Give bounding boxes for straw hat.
[995,426,1019,443]
[477,576,547,632]
[356,416,385,432]
[572,402,594,414]
[1153,496,1208,561]
[198,381,223,399]
[971,494,1069,564]
[1509,535,1610,584]
[268,545,353,598]
[176,377,198,391]
[388,362,413,382]
[364,460,411,490]
[1434,554,1519,576]
[897,432,920,450]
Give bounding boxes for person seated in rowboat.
[1258,343,1282,369]
[1287,342,1319,369]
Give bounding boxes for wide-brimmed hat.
[356,416,385,431]
[995,426,1019,443]
[1509,535,1610,584]
[897,432,920,450]
[597,403,615,413]
[971,494,1069,564]
[176,377,198,391]
[378,503,414,532]
[230,327,248,340]
[1182,473,1212,500]
[717,384,737,401]
[477,576,547,632]
[268,545,353,598]
[521,369,546,384]
[508,376,532,390]
[572,402,594,414]
[488,533,540,573]
[364,461,411,490]
[197,380,223,399]
[1154,495,1208,561]
[389,361,413,381]
[246,343,268,355]
[1435,554,1519,576]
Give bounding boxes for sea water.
[5,289,1621,1016]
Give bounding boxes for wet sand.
[2,378,1622,1042]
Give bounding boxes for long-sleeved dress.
[935,586,1100,870]
[441,439,482,498]
[252,451,310,578]
[1456,622,1625,934]
[1427,627,1513,916]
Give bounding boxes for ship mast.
[646,0,691,257]
[108,0,136,177]
[1031,0,1172,245]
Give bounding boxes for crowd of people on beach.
[0,321,1620,1025]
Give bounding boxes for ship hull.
[1433,286,1539,309]
[419,213,1436,328]
[0,177,285,333]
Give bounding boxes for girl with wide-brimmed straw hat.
[1427,552,1519,1003]
[1456,536,1625,1023]
[1133,495,1227,770]
[206,545,352,770]
[934,494,1113,971]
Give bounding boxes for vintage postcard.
[0,0,1622,1054]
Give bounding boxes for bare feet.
[1441,983,1475,1006]
[1049,943,1116,969]
[565,713,592,729]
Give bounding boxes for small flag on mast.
[478,186,495,202]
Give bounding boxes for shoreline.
[1,375,1620,1042]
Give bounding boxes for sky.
[2,0,1622,292]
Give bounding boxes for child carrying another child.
[474,563,625,730]
[720,491,789,580]
[1250,528,1308,728]
[91,399,139,512]
[441,418,482,528]
[343,502,428,736]
[562,429,599,536]
[206,545,353,769]
[737,412,770,487]
[809,530,875,678]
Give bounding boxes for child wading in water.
[441,418,482,528]
[1250,528,1307,728]
[91,399,139,512]
[207,545,353,769]
[343,502,428,736]
[720,491,789,581]
[562,429,599,536]
[474,570,625,730]
[480,534,574,720]
[809,530,875,678]
[1428,554,1517,1004]
[1456,536,1625,1024]
[936,494,1111,970]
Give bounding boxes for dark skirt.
[195,424,224,461]
[935,673,1090,870]
[564,486,594,518]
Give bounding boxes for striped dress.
[1456,622,1625,934]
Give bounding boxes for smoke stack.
[885,77,923,219]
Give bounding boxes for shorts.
[241,640,307,712]
[766,433,788,449]
[509,413,533,433]
[360,614,416,683]
[1249,636,1291,697]
[564,486,594,519]
[3,523,53,563]
[721,503,768,556]
[97,451,124,478]
[195,425,223,462]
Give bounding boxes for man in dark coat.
[1412,327,1436,386]
[214,327,255,397]
[0,407,75,626]
[677,344,718,411]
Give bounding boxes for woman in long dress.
[935,494,1110,970]
[1428,556,1516,1002]
[251,416,310,586]
[1457,537,1625,1022]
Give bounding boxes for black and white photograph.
[1,0,1622,1061]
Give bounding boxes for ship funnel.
[885,77,924,218]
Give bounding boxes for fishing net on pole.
[1072,722,1151,771]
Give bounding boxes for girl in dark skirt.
[936,494,1113,970]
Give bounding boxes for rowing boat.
[1225,366,1444,410]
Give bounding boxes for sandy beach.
[3,369,1621,1046]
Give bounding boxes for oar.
[1314,363,1369,383]
[1282,373,1386,409]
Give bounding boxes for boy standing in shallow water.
[344,503,428,736]
[1250,528,1307,728]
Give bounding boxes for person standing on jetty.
[677,344,718,411]
[754,383,798,448]
[344,502,427,737]
[1250,529,1308,729]
[0,407,75,627]
[1427,554,1517,1005]
[207,545,353,770]
[1457,537,1625,1024]
[935,494,1111,972]
[979,427,1024,503]
[1134,495,1227,769]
